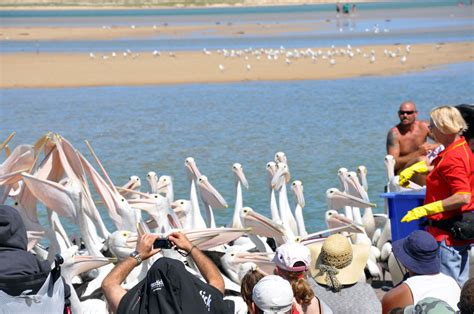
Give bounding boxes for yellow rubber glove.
[399,161,429,187]
[401,200,444,222]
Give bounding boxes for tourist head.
[311,233,369,292]
[0,204,28,251]
[459,277,474,314]
[273,242,314,306]
[241,265,265,309]
[392,230,440,275]
[430,106,467,136]
[398,101,418,125]
[251,275,294,314]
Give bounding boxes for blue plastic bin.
[380,190,426,241]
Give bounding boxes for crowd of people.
[0,103,473,313]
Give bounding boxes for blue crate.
[380,190,426,241]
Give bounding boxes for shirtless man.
[386,101,436,173]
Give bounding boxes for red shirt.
[425,137,474,246]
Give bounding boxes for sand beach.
[1,41,473,88]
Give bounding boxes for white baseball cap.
[273,242,311,272]
[252,275,294,314]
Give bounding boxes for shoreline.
[1,42,472,89]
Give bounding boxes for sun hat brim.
[392,236,440,275]
[308,236,370,286]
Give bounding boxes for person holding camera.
[102,232,231,314]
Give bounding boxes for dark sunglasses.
[398,110,416,115]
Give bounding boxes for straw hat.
[309,234,369,290]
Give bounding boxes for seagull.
[89,52,95,59]
[218,64,225,72]
[400,56,407,64]
[370,55,376,63]
[246,64,251,71]
[329,58,336,66]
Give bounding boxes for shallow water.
[2,62,474,237]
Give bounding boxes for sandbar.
[1,42,472,88]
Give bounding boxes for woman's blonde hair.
[430,106,468,135]
[277,263,314,306]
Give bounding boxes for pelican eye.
[180,201,184,205]
[121,198,125,202]
[154,195,158,198]
[14,202,18,206]
[122,232,128,237]
[292,182,296,186]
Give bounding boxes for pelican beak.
[185,157,202,180]
[71,255,117,278]
[198,176,228,209]
[126,235,138,247]
[271,167,285,189]
[234,166,249,189]
[292,182,305,208]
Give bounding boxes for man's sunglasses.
[398,110,416,115]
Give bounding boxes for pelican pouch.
[428,211,474,240]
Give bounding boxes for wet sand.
[1,42,473,88]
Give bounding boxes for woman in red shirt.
[401,105,473,286]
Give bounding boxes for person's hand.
[399,160,429,187]
[419,143,439,155]
[401,200,444,222]
[136,233,162,261]
[168,232,193,252]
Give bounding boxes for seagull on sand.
[218,64,225,72]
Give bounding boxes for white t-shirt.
[404,273,461,311]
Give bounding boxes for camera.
[153,238,173,249]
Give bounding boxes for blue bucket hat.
[392,230,440,275]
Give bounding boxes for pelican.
[146,171,158,193]
[230,163,248,229]
[118,175,141,200]
[291,180,307,237]
[271,162,298,237]
[266,161,281,223]
[197,175,228,228]
[60,246,115,313]
[157,175,174,204]
[184,157,206,229]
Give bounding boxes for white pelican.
[230,163,248,229]
[146,171,158,193]
[197,175,228,228]
[291,180,307,237]
[271,162,298,237]
[266,161,281,223]
[157,175,174,204]
[184,157,206,229]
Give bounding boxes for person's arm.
[381,283,413,314]
[168,232,225,294]
[387,129,432,172]
[441,193,471,211]
[102,233,162,313]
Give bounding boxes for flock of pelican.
[1,131,467,313]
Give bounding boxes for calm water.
[2,62,474,237]
[1,1,473,53]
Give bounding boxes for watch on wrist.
[129,250,142,266]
